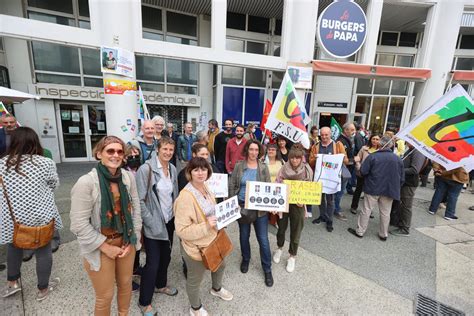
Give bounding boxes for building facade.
[0,0,473,162]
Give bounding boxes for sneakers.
[190,306,208,316]
[390,228,410,237]
[347,228,363,238]
[326,224,334,232]
[444,215,458,221]
[139,303,157,316]
[286,257,295,273]
[210,287,233,301]
[312,216,325,225]
[427,210,435,215]
[350,208,358,214]
[2,281,21,298]
[334,213,348,221]
[36,277,60,301]
[273,248,283,264]
[155,286,178,296]
[264,271,274,287]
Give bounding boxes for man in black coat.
[165,122,179,166]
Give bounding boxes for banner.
[265,71,312,149]
[313,154,345,194]
[244,181,289,213]
[215,196,241,230]
[284,180,322,205]
[260,99,273,140]
[206,173,229,198]
[397,84,474,171]
[138,86,150,123]
[330,117,342,141]
[0,102,9,117]
[103,79,137,96]
[101,46,135,78]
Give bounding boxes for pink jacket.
[225,137,247,173]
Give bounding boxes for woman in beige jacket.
[174,157,233,316]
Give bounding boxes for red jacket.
[225,137,247,173]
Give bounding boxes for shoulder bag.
[0,176,54,249]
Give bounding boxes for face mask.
[251,128,256,133]
[127,155,141,169]
[209,127,215,133]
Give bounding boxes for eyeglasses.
[105,149,124,156]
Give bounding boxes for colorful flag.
[138,86,150,123]
[0,102,9,117]
[330,117,342,141]
[260,99,273,140]
[397,84,474,171]
[265,72,312,149]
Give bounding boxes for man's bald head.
[320,126,332,145]
[141,120,155,141]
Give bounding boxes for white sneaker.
[210,287,233,301]
[273,248,282,264]
[190,306,208,316]
[286,257,296,273]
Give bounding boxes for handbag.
[0,176,55,250]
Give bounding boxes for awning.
[311,60,431,81]
[451,70,474,84]
[0,86,41,104]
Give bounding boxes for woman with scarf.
[70,136,142,315]
[272,145,313,273]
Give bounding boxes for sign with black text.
[244,181,289,213]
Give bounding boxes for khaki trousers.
[356,194,393,238]
[84,238,135,316]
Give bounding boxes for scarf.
[96,163,137,245]
[280,160,312,181]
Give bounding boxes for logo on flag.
[330,117,342,141]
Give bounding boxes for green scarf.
[96,163,137,245]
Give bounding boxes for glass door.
[87,105,107,153]
[58,104,88,160]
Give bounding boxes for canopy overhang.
[451,70,474,84]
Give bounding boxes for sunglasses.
[105,149,124,156]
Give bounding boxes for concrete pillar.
[89,0,138,142]
[412,1,464,116]
[358,0,383,65]
[198,14,214,125]
[211,0,226,51]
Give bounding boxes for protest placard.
[284,180,322,205]
[244,181,289,213]
[215,196,240,230]
[101,46,135,78]
[206,173,228,198]
[313,154,344,194]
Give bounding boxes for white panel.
[314,76,354,111]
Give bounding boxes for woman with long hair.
[2,127,63,301]
[70,136,142,315]
[350,134,381,215]
[175,157,233,316]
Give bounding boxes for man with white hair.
[129,120,157,164]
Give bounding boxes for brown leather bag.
[0,176,54,250]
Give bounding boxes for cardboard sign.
[244,181,289,213]
[215,196,241,230]
[284,180,322,205]
[206,173,228,198]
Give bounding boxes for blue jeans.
[238,215,272,273]
[335,177,349,213]
[429,177,463,217]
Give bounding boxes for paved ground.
[1,162,473,315]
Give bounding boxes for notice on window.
[100,46,135,78]
[244,181,289,213]
[68,126,80,134]
[215,196,241,230]
[71,111,81,122]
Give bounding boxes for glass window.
[226,38,244,52]
[79,20,90,29]
[246,41,267,55]
[32,42,80,73]
[399,32,417,47]
[36,73,81,85]
[143,32,164,41]
[142,6,162,31]
[81,48,101,76]
[386,97,405,132]
[213,65,217,85]
[78,0,90,17]
[272,71,283,89]
[369,97,389,134]
[391,80,408,95]
[245,68,266,87]
[380,32,398,46]
[355,96,371,114]
[273,44,280,57]
[28,0,73,14]
[28,12,75,26]
[0,38,3,51]
[396,55,413,67]
[166,60,198,85]
[167,11,196,37]
[374,79,390,94]
[167,85,197,95]
[0,66,10,88]
[460,35,474,49]
[455,58,474,71]
[248,15,269,34]
[227,12,246,30]
[138,82,165,92]
[275,19,282,36]
[377,54,395,66]
[166,36,197,46]
[84,77,102,87]
[222,66,243,85]
[136,56,164,82]
[356,79,373,94]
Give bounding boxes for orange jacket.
[309,141,348,170]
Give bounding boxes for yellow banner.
[103,78,137,95]
[284,180,322,205]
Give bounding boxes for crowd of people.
[0,114,472,315]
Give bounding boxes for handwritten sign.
[206,173,228,198]
[244,181,289,213]
[284,180,322,205]
[215,196,241,229]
